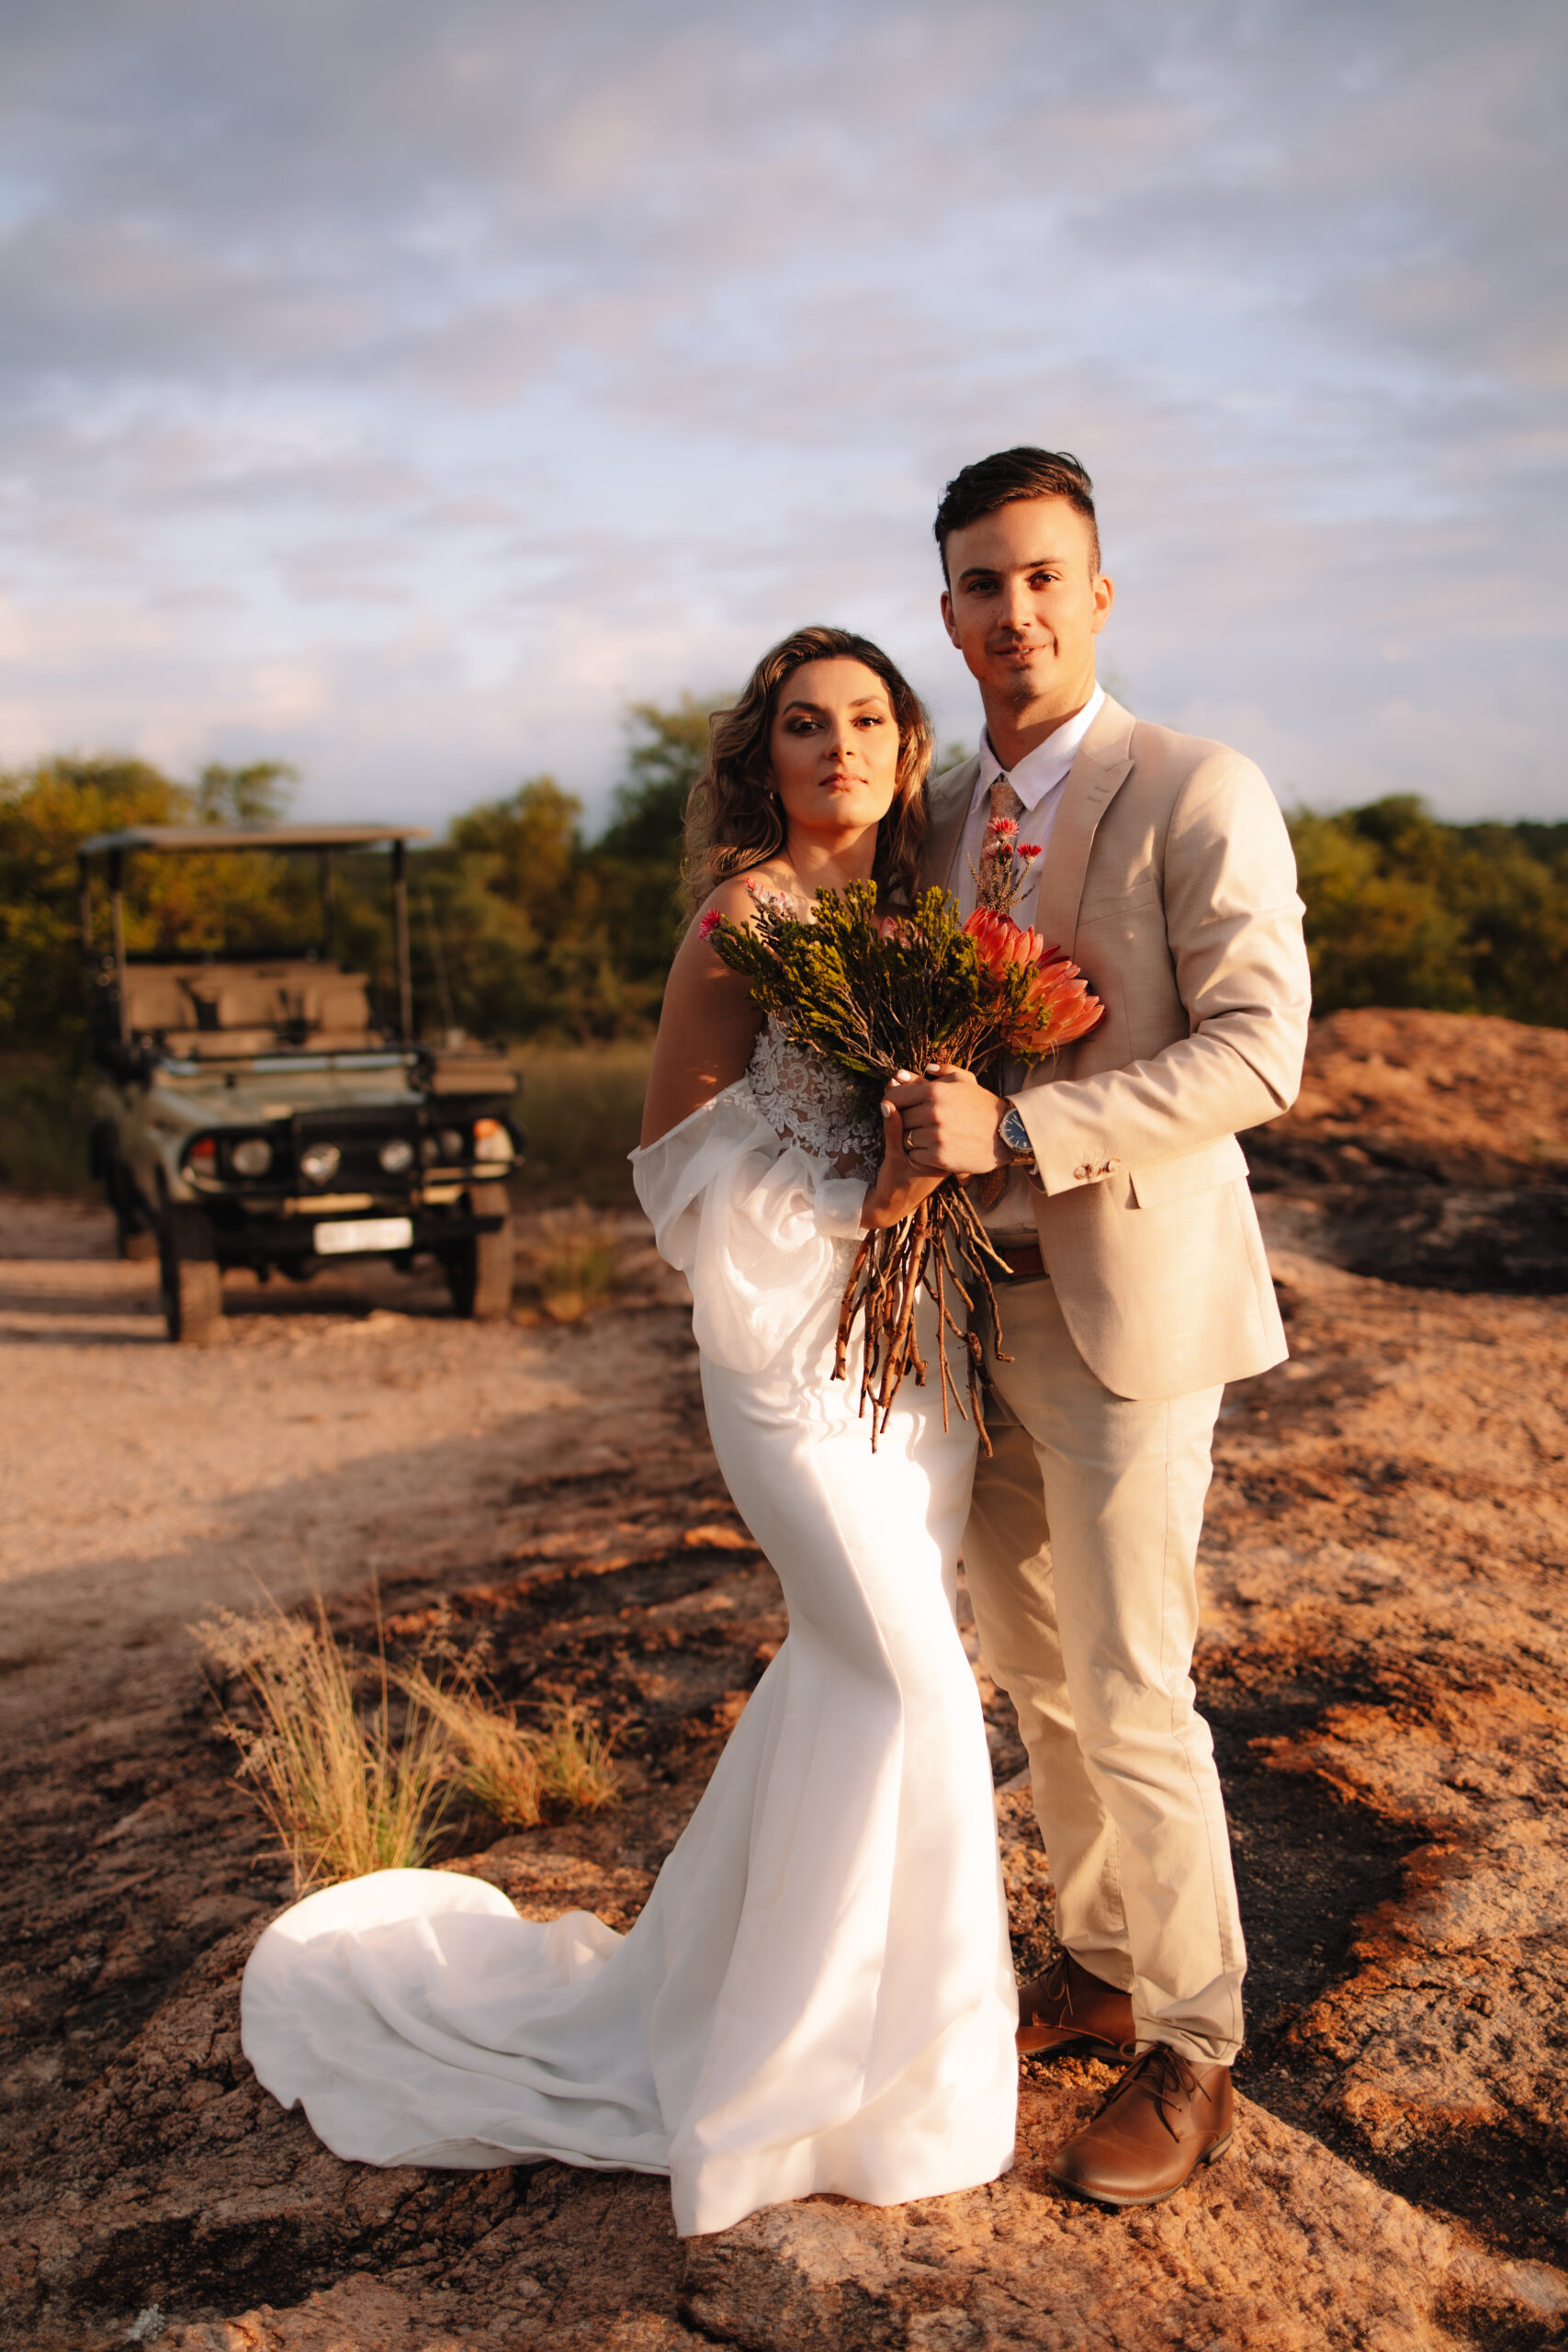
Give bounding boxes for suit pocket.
[1128,1135,1249,1208]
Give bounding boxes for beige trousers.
[966,1278,1245,2064]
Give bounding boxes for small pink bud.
[698,908,722,939]
[1018,842,1043,862]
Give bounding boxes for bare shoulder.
[644,876,768,1147]
[700,868,782,928]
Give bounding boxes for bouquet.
[705,820,1103,1449]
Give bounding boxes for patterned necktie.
[989,775,1025,831]
[972,775,1030,1210]
[976,776,1025,905]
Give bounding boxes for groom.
[889,447,1311,2207]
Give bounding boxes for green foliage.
[578,694,719,1002]
[195,760,297,825]
[413,696,724,1045]
[1290,795,1568,1028]
[0,1058,96,1192]
[0,703,720,1061]
[0,755,185,1052]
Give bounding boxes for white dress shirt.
[953,684,1105,1237]
[954,683,1105,922]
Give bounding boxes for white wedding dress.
[241,1022,1018,2238]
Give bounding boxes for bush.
[1290,796,1568,1028]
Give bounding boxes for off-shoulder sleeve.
[629,1082,867,1374]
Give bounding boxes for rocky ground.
[2,1009,1567,2349]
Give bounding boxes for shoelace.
[1022,1953,1076,2028]
[1090,2043,1206,2143]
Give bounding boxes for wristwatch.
[997,1098,1036,1170]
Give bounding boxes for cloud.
[0,0,1562,820]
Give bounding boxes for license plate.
[314,1216,414,1257]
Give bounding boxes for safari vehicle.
[78,822,522,1342]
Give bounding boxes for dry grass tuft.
[196,1604,618,1883]
[398,1660,544,1827]
[515,1204,624,1324]
[195,1600,454,1891]
[532,1690,619,1811]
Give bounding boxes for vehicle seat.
[162,1028,282,1058]
[121,961,379,1053]
[280,970,378,1046]
[122,967,195,1035]
[182,973,282,1031]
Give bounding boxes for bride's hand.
[861,1076,945,1230]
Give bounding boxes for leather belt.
[992,1240,1048,1283]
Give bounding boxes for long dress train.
[240,1028,1018,2237]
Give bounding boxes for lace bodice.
[747,1017,881,1181]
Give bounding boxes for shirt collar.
[974,682,1106,812]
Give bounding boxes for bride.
[241,625,1019,2239]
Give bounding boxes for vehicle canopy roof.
[79,823,431,855]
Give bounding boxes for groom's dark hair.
[933,447,1100,580]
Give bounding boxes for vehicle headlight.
[231,1136,273,1177]
[299,1142,342,1185]
[378,1137,414,1174]
[436,1126,466,1161]
[473,1116,513,1164]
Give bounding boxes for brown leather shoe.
[1016,1951,1136,2061]
[1047,2044,1235,2208]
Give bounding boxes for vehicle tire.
[100,1141,158,1261]
[444,1183,513,1320]
[159,1208,223,1344]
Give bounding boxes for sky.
[1,0,1563,831]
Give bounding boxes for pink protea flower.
[964,907,1051,975]
[987,815,1020,840]
[698,908,722,940]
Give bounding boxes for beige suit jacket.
[919,695,1311,1401]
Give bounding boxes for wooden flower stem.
[833,1180,1013,1454]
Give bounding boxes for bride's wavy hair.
[682,626,932,912]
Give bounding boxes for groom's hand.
[884,1065,1007,1175]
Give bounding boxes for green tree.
[583,695,727,1002]
[194,760,298,826]
[1289,794,1568,1027]
[0,756,188,1052]
[595,694,716,865]
[0,755,321,1057]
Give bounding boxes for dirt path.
[0,1201,689,1739]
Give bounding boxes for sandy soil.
[5,1009,1568,2349]
[0,1209,690,1739]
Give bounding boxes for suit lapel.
[1030,695,1135,957]
[919,756,979,897]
